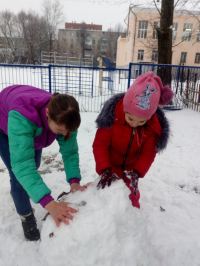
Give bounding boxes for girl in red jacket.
[93,72,174,208]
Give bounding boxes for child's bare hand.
[70,182,92,193]
[45,200,78,227]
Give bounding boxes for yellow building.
[116,6,200,68]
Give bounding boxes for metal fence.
[128,63,200,112]
[0,63,200,113]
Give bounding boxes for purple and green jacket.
[0,85,81,205]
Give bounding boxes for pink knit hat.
[123,72,174,119]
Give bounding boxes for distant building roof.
[65,22,102,31]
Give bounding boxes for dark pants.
[0,130,42,216]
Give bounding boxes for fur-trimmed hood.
[96,93,170,152]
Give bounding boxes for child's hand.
[70,182,91,193]
[124,169,140,196]
[45,200,78,227]
[97,168,120,189]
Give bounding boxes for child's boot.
[20,211,40,241]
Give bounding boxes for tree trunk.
[157,0,174,85]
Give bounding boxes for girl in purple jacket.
[0,85,87,241]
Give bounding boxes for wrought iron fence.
[0,63,200,112]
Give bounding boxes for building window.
[197,24,200,42]
[70,39,73,43]
[182,23,193,41]
[172,22,178,41]
[180,52,187,63]
[92,39,95,44]
[102,39,108,45]
[138,50,144,60]
[70,44,73,48]
[76,32,79,37]
[70,32,73,37]
[195,53,200,63]
[153,21,159,39]
[138,21,148,39]
[152,50,158,61]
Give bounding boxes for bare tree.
[77,22,88,58]
[155,0,200,82]
[0,1,66,64]
[123,0,200,84]
[154,0,174,84]
[105,23,126,62]
[0,10,22,63]
[57,34,68,54]
[42,0,65,53]
[17,11,50,64]
[156,0,174,65]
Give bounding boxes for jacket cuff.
[39,194,54,208]
[131,169,141,178]
[69,178,80,185]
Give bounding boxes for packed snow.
[0,109,200,266]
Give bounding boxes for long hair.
[48,93,81,140]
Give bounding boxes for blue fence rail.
[0,63,200,112]
[128,63,200,112]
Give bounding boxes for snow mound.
[39,180,160,266]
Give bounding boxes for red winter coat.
[93,96,166,179]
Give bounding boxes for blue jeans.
[0,130,42,216]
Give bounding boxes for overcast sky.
[0,0,135,31]
[0,0,198,31]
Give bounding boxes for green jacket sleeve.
[56,130,81,182]
[8,110,51,203]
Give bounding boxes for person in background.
[0,85,88,241]
[93,72,174,208]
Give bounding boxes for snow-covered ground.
[0,109,200,266]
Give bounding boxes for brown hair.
[48,92,81,140]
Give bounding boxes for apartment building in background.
[116,6,200,68]
[58,22,125,65]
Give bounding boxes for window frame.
[137,49,144,61]
[138,21,148,39]
[180,52,187,63]
[152,50,158,62]
[172,22,178,41]
[197,24,200,42]
[195,53,200,63]
[153,21,159,40]
[182,23,193,42]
